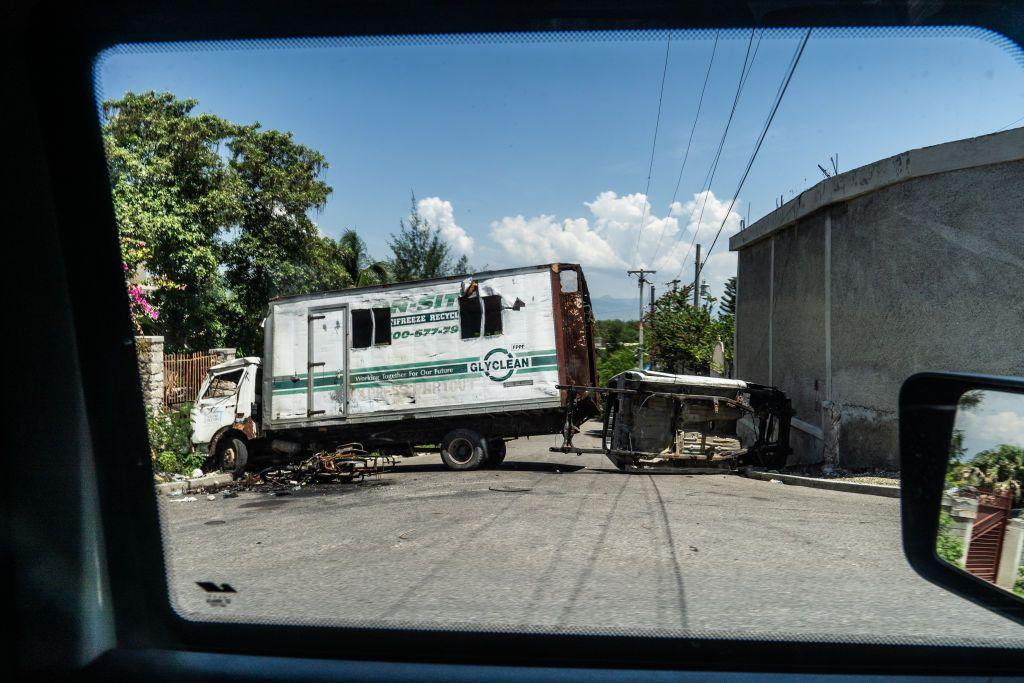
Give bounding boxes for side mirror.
[900,373,1024,626]
[511,298,525,311]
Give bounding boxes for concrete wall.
[732,129,1024,469]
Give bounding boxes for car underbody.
[550,370,793,473]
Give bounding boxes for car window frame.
[25,0,1024,674]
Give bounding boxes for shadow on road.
[395,462,587,474]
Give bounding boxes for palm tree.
[960,444,1024,504]
[336,229,390,287]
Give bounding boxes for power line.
[694,28,812,284]
[632,38,673,267]
[656,30,760,275]
[647,30,720,270]
[655,28,759,276]
[996,113,1024,132]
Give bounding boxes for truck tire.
[440,429,487,471]
[218,436,249,480]
[486,439,507,467]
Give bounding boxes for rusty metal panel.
[549,266,567,389]
[966,490,1013,582]
[550,264,598,413]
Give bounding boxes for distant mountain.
[590,295,639,321]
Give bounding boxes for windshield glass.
[202,369,244,399]
[96,27,1024,646]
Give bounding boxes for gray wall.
[736,159,1024,469]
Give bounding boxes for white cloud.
[487,189,743,297]
[417,196,474,255]
[490,214,625,268]
[957,409,1024,452]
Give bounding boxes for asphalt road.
[159,425,1024,645]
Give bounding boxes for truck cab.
[190,357,262,475]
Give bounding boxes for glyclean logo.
[470,348,531,382]
[276,347,559,392]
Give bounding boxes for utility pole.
[693,244,701,308]
[666,278,681,293]
[627,269,656,370]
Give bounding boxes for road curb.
[743,469,900,498]
[155,472,234,496]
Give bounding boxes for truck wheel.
[486,439,507,467]
[218,436,249,480]
[440,429,487,471]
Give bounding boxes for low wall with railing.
[134,337,236,410]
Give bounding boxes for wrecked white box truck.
[190,263,600,476]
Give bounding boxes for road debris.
[207,494,216,500]
[169,496,197,503]
[252,444,396,491]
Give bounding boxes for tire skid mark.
[521,470,604,621]
[373,473,548,618]
[647,475,689,630]
[554,473,632,627]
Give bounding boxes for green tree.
[598,347,639,386]
[720,276,737,315]
[644,285,734,374]
[956,444,1024,504]
[594,319,639,352]
[334,229,390,287]
[102,91,242,349]
[454,254,472,276]
[388,193,468,281]
[947,391,986,483]
[223,127,335,353]
[936,511,965,567]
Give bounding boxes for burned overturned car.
[551,370,792,472]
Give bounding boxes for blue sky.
[96,28,1024,301]
[955,391,1024,460]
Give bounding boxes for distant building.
[729,129,1024,469]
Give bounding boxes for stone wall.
[135,340,237,412]
[135,336,164,411]
[209,347,237,365]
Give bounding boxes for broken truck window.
[372,307,391,345]
[459,296,483,339]
[202,369,244,399]
[559,269,579,293]
[483,295,503,336]
[351,309,373,349]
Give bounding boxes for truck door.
[307,306,347,419]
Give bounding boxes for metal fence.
[163,352,217,407]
